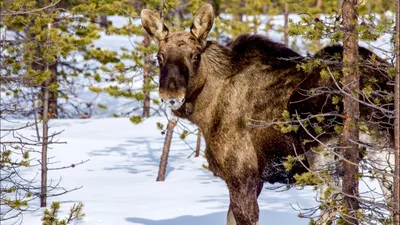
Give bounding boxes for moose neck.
[201,41,238,78]
[174,41,235,136]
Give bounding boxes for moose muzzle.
[164,97,185,110]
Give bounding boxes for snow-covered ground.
[2,118,319,225]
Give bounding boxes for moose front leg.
[224,174,261,225]
[212,132,260,225]
[226,206,237,225]
[227,181,263,225]
[227,179,260,225]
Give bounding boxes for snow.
[1,118,317,225]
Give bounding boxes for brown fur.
[141,4,393,225]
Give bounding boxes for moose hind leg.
[227,181,263,225]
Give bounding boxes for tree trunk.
[39,63,58,119]
[313,0,322,50]
[40,22,52,208]
[38,3,58,119]
[341,1,360,224]
[195,129,201,157]
[316,0,322,8]
[142,32,151,118]
[47,63,58,118]
[157,119,177,181]
[40,81,49,207]
[393,0,400,224]
[233,0,245,22]
[283,2,289,46]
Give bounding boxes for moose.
[141,4,395,225]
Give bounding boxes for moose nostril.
[169,100,176,106]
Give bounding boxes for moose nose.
[164,97,185,110]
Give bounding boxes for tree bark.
[283,2,289,46]
[316,0,322,8]
[341,0,360,224]
[40,81,49,207]
[157,119,177,181]
[313,0,322,50]
[393,0,400,224]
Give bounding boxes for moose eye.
[157,54,164,64]
[192,53,201,62]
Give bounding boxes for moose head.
[141,4,215,110]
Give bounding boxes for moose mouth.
[164,97,185,110]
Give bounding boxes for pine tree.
[1,1,95,218]
[42,202,84,225]
[341,1,360,223]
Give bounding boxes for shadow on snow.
[125,209,304,225]
[86,136,198,179]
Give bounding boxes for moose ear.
[141,9,169,44]
[190,4,215,45]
